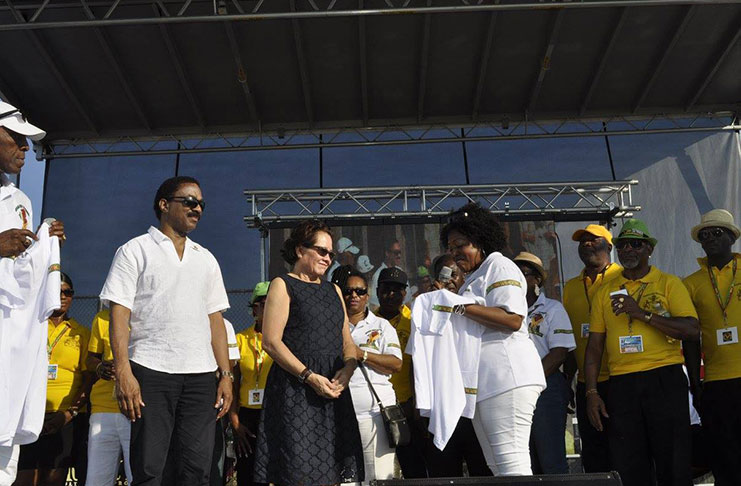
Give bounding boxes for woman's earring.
[534,284,541,297]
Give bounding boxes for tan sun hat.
[513,252,546,281]
[691,209,740,242]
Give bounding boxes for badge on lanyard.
[619,335,644,354]
[717,326,739,346]
[48,364,58,380]
[248,389,264,406]
[581,323,590,338]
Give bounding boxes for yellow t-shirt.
[684,254,741,382]
[590,266,698,376]
[563,263,622,382]
[47,318,90,412]
[236,327,274,410]
[388,305,413,403]
[87,310,120,414]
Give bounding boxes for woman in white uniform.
[439,203,546,476]
[342,269,403,484]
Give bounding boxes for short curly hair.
[439,202,507,255]
[153,176,200,219]
[280,219,332,265]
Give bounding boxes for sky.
[19,142,45,229]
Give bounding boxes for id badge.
[47,364,58,380]
[717,326,739,346]
[619,335,644,354]
[248,388,264,406]
[581,323,590,338]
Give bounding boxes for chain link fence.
[68,290,256,332]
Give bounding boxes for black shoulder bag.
[358,362,411,448]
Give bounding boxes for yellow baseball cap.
[572,224,613,245]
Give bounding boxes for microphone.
[438,266,453,283]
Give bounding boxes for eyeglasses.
[303,244,336,260]
[167,196,205,211]
[615,240,646,250]
[698,228,726,242]
[61,289,74,297]
[343,287,368,297]
[388,249,402,256]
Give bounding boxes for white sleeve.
[545,301,577,352]
[382,320,403,360]
[483,257,528,317]
[223,318,241,360]
[99,243,139,309]
[206,255,230,314]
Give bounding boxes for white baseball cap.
[337,237,360,255]
[0,101,45,141]
[356,255,374,273]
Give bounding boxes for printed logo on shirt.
[48,263,61,274]
[64,335,81,350]
[15,204,29,229]
[464,387,478,395]
[554,329,574,335]
[529,314,544,337]
[432,305,454,313]
[486,279,521,294]
[361,329,382,350]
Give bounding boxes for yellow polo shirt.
[590,266,698,376]
[388,305,413,403]
[87,310,120,414]
[684,254,741,382]
[47,318,90,412]
[236,327,274,410]
[563,263,622,382]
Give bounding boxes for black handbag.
[358,363,411,448]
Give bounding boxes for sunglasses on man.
[698,228,726,242]
[615,240,646,250]
[167,196,206,211]
[343,287,368,297]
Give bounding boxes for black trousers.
[607,364,691,486]
[424,417,491,478]
[701,377,741,486]
[395,399,429,478]
[575,380,611,473]
[235,407,263,486]
[130,361,218,486]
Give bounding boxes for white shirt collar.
[528,292,547,313]
[0,172,16,201]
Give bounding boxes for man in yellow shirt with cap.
[584,219,700,486]
[563,223,621,472]
[683,209,741,486]
[231,282,273,486]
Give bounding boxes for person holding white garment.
[439,203,545,476]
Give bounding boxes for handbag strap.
[358,362,386,410]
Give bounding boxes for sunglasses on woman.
[167,196,206,211]
[343,287,368,297]
[615,240,645,250]
[61,289,74,297]
[698,228,726,242]
[302,244,336,260]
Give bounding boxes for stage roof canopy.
[0,0,739,147]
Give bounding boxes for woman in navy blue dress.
[253,220,364,486]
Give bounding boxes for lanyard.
[48,322,71,359]
[621,282,648,335]
[583,264,611,313]
[707,258,737,325]
[253,334,265,387]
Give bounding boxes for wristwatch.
[453,304,467,316]
[644,312,653,323]
[67,408,79,418]
[361,349,369,363]
[219,370,235,381]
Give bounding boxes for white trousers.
[85,413,132,486]
[472,385,541,476]
[356,414,396,485]
[0,445,19,486]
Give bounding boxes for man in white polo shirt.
[100,176,233,486]
[0,102,65,486]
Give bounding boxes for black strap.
[0,109,19,120]
[358,362,386,410]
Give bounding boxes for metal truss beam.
[42,115,740,159]
[633,5,696,113]
[528,9,564,114]
[580,7,629,116]
[243,181,641,229]
[2,0,740,32]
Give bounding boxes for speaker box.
[373,472,622,485]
